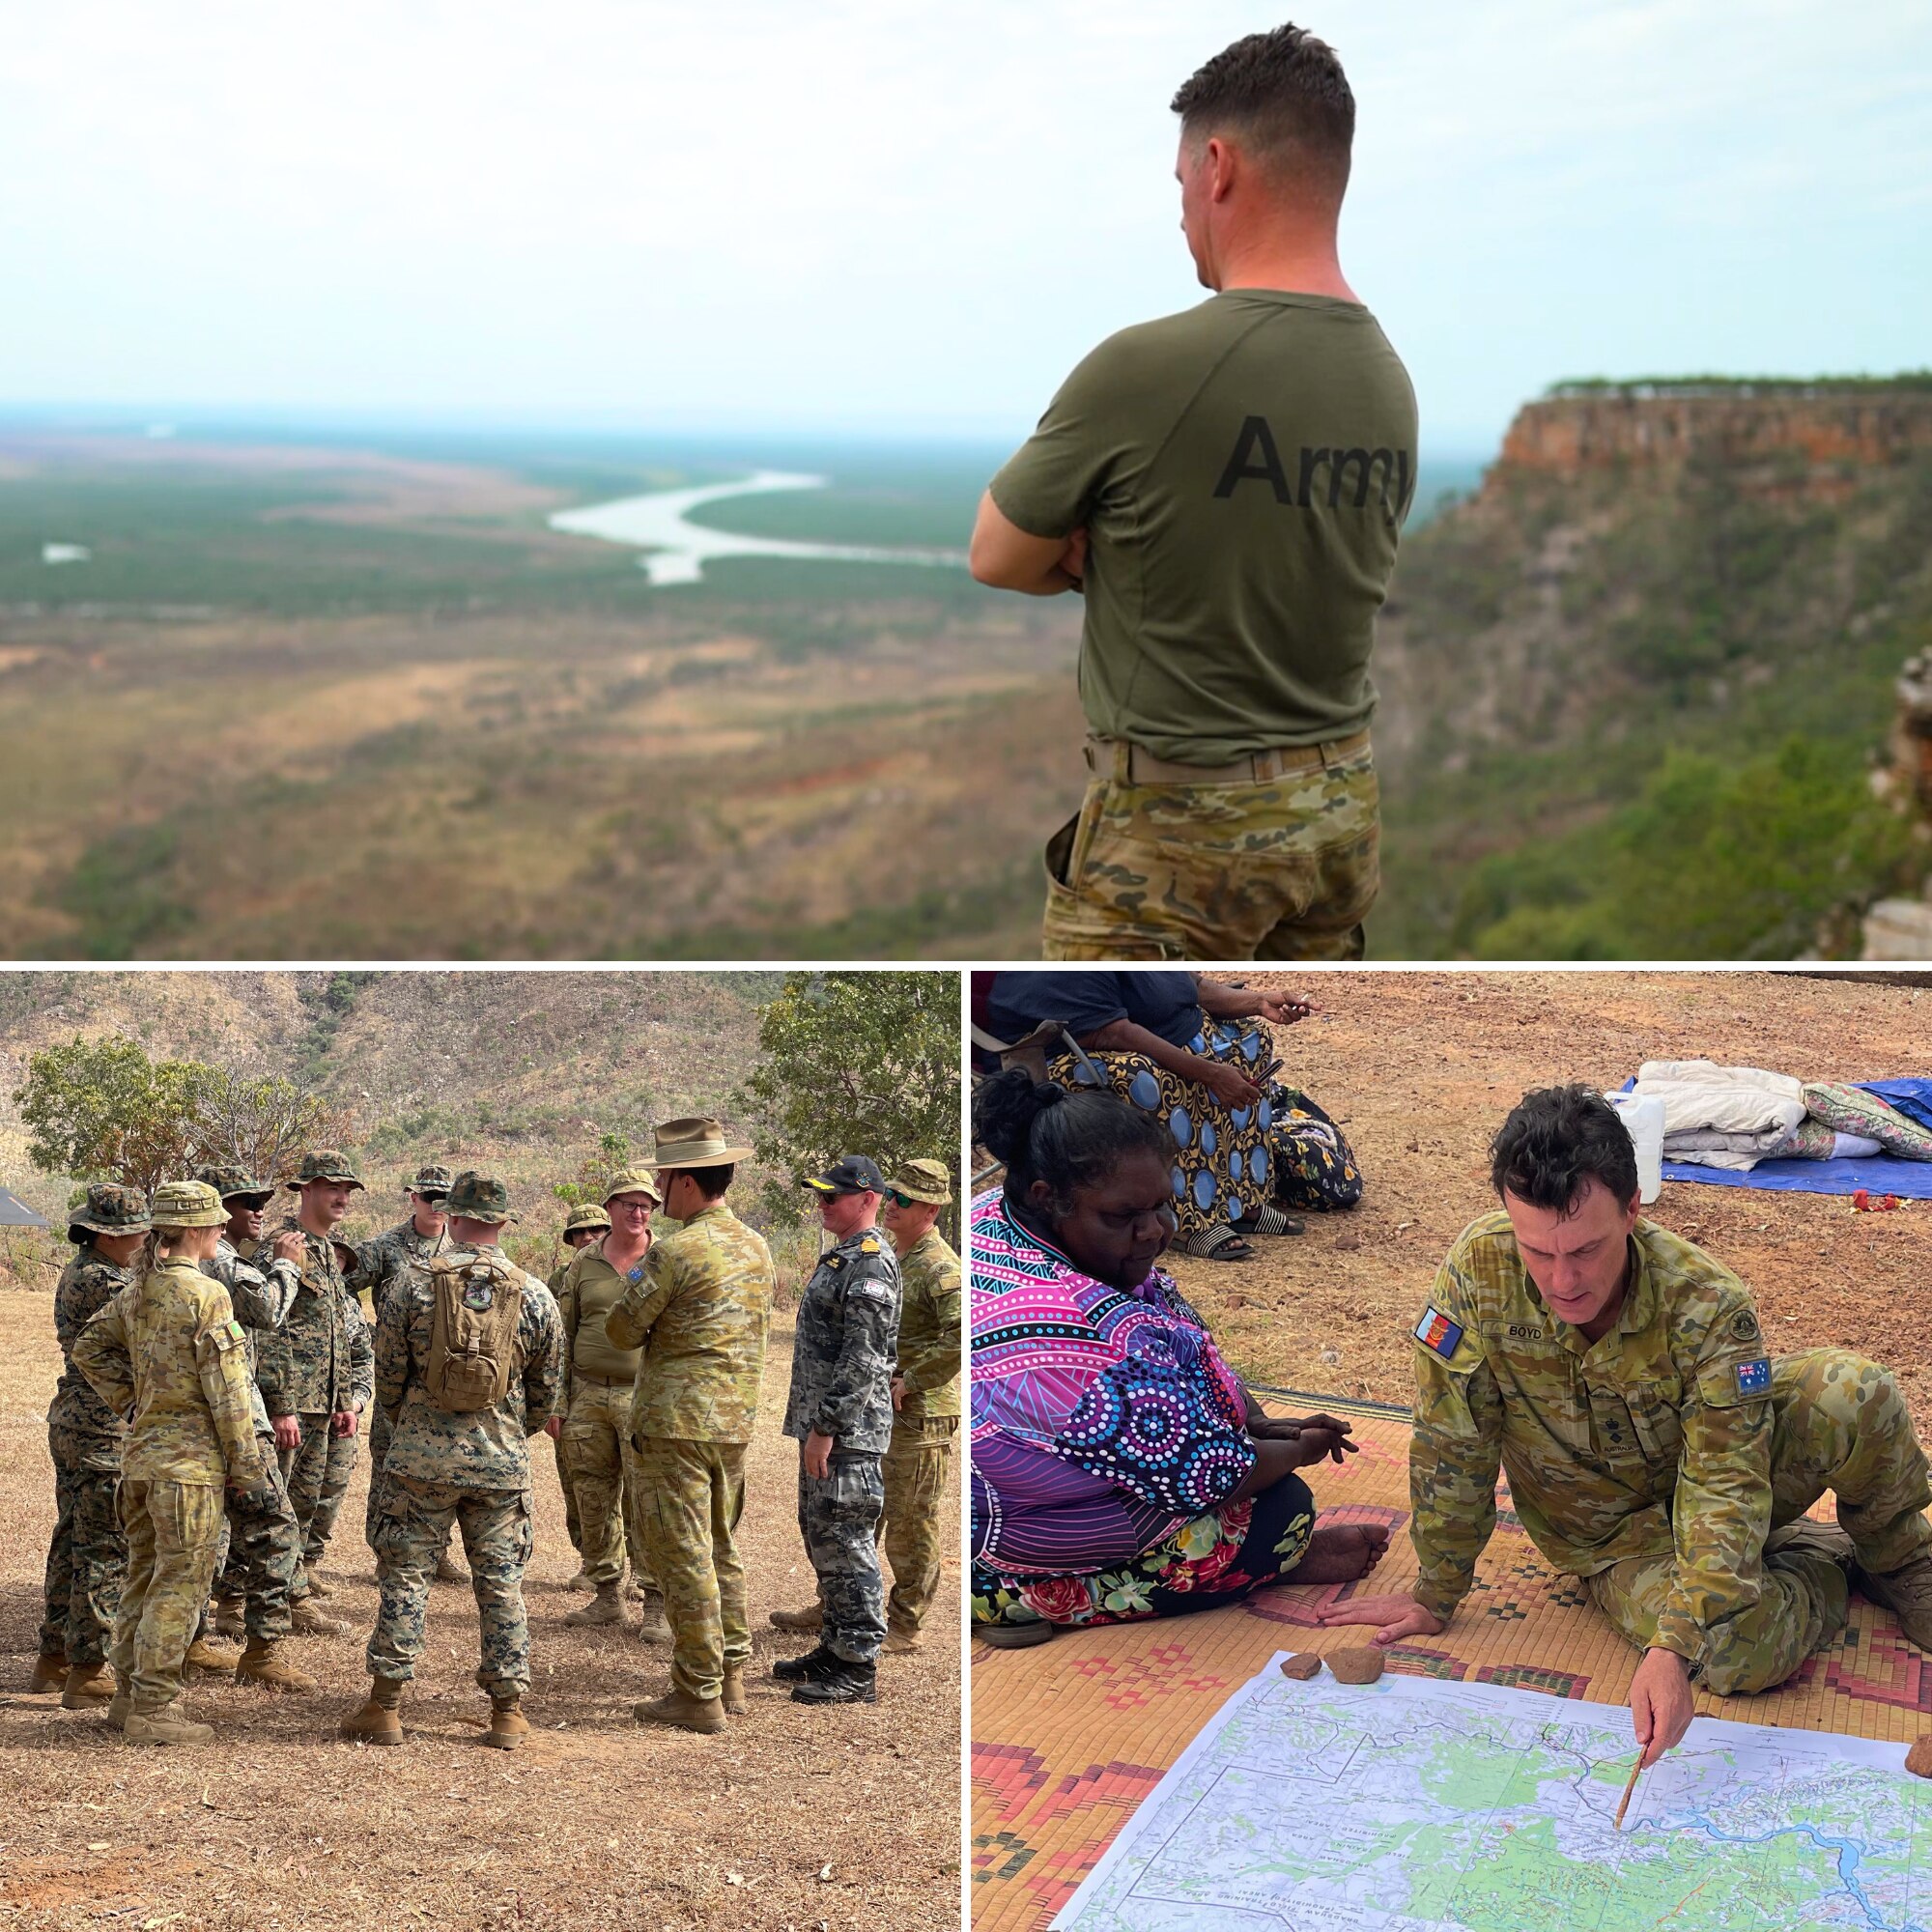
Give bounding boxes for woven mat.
[970,1392,1932,1932]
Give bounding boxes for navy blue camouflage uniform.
[783,1228,902,1665]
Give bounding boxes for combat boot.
[29,1649,68,1692]
[237,1637,317,1693]
[632,1688,725,1735]
[772,1643,839,1684]
[634,1588,669,1643]
[302,1564,332,1600]
[483,1695,527,1750]
[567,1563,596,1592]
[60,1662,116,1709]
[184,1634,239,1675]
[790,1658,877,1706]
[289,1598,348,1637]
[106,1684,131,1730]
[124,1701,214,1746]
[722,1662,748,1716]
[563,1581,625,1629]
[213,1594,245,1638]
[884,1626,923,1655]
[436,1550,470,1586]
[769,1602,823,1633]
[1857,1553,1932,1650]
[339,1676,405,1745]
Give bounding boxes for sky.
[6,0,1929,451]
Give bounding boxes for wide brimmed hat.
[603,1168,664,1208]
[150,1179,228,1230]
[883,1157,952,1206]
[445,1170,516,1225]
[406,1164,453,1198]
[69,1181,151,1243]
[286,1149,364,1191]
[194,1163,274,1204]
[563,1201,612,1236]
[645,1117,754,1168]
[801,1153,887,1198]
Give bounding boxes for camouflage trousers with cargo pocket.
[1585,1350,1932,1694]
[112,1478,226,1713]
[367,1473,533,1696]
[1040,738,1379,962]
[800,1455,887,1665]
[215,1427,303,1641]
[881,1416,957,1636]
[41,1423,125,1667]
[635,1435,748,1702]
[279,1412,358,1573]
[563,1382,654,1590]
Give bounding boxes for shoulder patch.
[1731,1310,1761,1345]
[823,1254,846,1272]
[1414,1306,1465,1359]
[1735,1356,1772,1396]
[860,1236,880,1254]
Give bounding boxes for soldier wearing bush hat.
[36,1183,151,1705]
[547,1200,615,1577]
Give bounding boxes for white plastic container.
[1605,1092,1665,1204]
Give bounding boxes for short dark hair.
[974,1069,1171,1220]
[1171,23,1354,197]
[1491,1086,1639,1215]
[677,1162,734,1201]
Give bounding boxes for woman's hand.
[1256,991,1314,1025]
[1260,1414,1360,1465]
[1195,1059,1263,1109]
[1314,1593,1446,1646]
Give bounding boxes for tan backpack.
[422,1254,526,1413]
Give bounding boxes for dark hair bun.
[973,1067,1062,1166]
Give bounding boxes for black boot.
[791,1657,877,1705]
[772,1643,838,1683]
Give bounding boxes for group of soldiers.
[35,1115,961,1747]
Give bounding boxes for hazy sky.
[7,0,1928,449]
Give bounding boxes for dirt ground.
[1149,970,1932,1435]
[0,1320,960,1932]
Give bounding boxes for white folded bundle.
[1635,1060,1807,1138]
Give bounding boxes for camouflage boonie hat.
[407,1164,453,1198]
[286,1149,364,1191]
[884,1156,952,1206]
[603,1168,664,1208]
[194,1163,274,1203]
[564,1201,611,1236]
[445,1171,516,1225]
[69,1182,151,1243]
[330,1237,359,1272]
[150,1179,228,1229]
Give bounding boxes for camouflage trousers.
[1584,1350,1932,1694]
[799,1454,887,1665]
[563,1383,653,1589]
[881,1416,957,1635]
[41,1426,124,1667]
[214,1428,302,1641]
[634,1436,747,1702]
[367,1474,532,1696]
[1040,739,1379,962]
[554,1431,582,1553]
[363,1406,455,1574]
[111,1479,225,1713]
[279,1412,357,1570]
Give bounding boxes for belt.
[1085,730,1370,786]
[572,1371,634,1390]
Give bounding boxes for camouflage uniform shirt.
[377,1242,563,1491]
[783,1226,902,1454]
[894,1226,962,1421]
[250,1223,374,1419]
[202,1236,301,1435]
[71,1260,264,1489]
[50,1245,134,1472]
[606,1203,774,1444]
[351,1219,450,1325]
[1411,1209,1777,1662]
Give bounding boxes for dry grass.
[0,1312,961,1932]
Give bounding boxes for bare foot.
[1285,1523,1391,1585]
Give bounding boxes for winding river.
[548,469,967,585]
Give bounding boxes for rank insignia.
[1415,1307,1465,1359]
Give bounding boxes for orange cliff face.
[1492,388,1932,502]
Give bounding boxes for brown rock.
[1278,1653,1322,1682]
[1906,1737,1932,1777]
[1326,1646,1385,1685]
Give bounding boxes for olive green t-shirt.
[989,290,1417,764]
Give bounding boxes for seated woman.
[983,970,1361,1262]
[971,1071,1387,1648]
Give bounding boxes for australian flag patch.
[1414,1307,1465,1359]
[1735,1357,1772,1396]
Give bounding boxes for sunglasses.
[887,1190,917,1208]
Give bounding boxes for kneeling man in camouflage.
[1321,1085,1932,1767]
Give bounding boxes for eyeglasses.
[887,1191,915,1208]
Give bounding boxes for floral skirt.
[972,1471,1315,1629]
[1051,1021,1362,1243]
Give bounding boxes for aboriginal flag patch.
[1415,1307,1465,1359]
[1735,1357,1772,1396]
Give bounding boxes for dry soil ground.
[1132,970,1932,1435]
[0,1322,961,1932]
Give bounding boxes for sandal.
[1233,1204,1304,1237]
[1179,1223,1255,1263]
[978,1622,1058,1650]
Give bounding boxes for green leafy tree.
[552,1131,635,1210]
[735,972,958,1232]
[15,1036,219,1197]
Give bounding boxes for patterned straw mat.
[970,1390,1932,1932]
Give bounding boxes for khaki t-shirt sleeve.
[987,338,1131,540]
